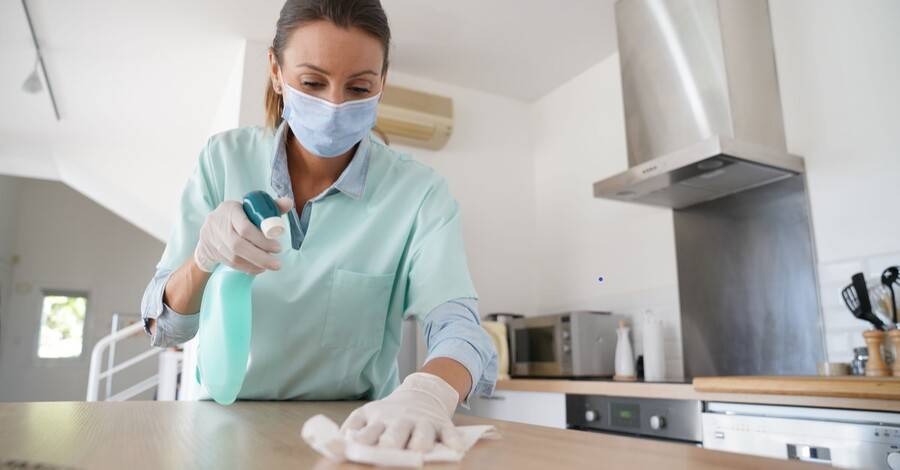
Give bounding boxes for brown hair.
[265,0,391,129]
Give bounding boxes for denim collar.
[269,121,371,201]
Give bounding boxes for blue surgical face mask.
[281,82,381,158]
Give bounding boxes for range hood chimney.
[593,0,804,209]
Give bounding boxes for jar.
[850,347,869,376]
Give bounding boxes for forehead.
[281,20,385,74]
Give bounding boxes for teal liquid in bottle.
[198,191,285,405]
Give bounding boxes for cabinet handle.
[787,444,831,464]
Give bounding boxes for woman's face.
[270,20,386,105]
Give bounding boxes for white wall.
[530,56,685,379]
[208,39,272,133]
[521,0,900,375]
[0,178,164,402]
[238,40,272,129]
[208,41,248,138]
[386,71,539,316]
[769,0,900,362]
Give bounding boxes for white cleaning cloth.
[301,414,500,468]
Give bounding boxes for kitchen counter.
[0,401,822,470]
[497,377,900,412]
[693,375,900,400]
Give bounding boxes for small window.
[37,292,88,359]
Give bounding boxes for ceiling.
[237,0,621,101]
[209,0,621,101]
[229,0,616,101]
[0,0,618,236]
[383,0,619,101]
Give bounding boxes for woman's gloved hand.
[193,198,293,274]
[340,372,464,452]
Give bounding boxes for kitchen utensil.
[816,362,850,377]
[842,273,887,330]
[850,347,869,375]
[882,266,899,324]
[863,330,890,377]
[889,330,900,376]
[869,282,895,325]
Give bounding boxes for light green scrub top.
[159,126,477,400]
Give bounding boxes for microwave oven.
[508,311,623,377]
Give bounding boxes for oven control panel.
[566,394,702,443]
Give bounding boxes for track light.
[22,59,43,94]
[21,0,59,120]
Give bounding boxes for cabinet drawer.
[461,390,566,429]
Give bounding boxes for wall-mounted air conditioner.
[376,85,453,151]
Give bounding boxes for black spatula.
[841,272,887,330]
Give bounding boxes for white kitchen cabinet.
[460,389,566,429]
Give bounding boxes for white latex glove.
[193,197,293,274]
[340,372,464,453]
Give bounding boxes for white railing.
[86,319,182,401]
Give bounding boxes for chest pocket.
[323,268,395,349]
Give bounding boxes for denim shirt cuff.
[140,268,199,347]
[152,303,200,347]
[426,337,498,409]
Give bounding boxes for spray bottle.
[197,190,285,405]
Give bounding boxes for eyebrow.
[296,63,380,78]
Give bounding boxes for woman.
[140,0,497,452]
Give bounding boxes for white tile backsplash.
[819,260,866,284]
[820,251,900,363]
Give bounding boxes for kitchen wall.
[504,0,900,377]
[0,175,20,345]
[0,178,164,402]
[386,71,540,317]
[529,56,685,379]
[769,0,900,362]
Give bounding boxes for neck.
[285,131,355,186]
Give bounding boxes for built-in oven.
[508,311,622,378]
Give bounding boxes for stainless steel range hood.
[593,0,804,209]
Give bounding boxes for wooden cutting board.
[693,375,900,400]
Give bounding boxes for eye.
[348,86,370,95]
[302,81,325,89]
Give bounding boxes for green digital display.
[610,403,640,428]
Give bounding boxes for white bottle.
[642,311,666,382]
[614,319,636,381]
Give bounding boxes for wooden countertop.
[0,401,821,470]
[496,378,900,412]
[694,375,900,400]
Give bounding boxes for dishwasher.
[702,402,900,469]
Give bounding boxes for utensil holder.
[888,329,900,376]
[864,330,890,377]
